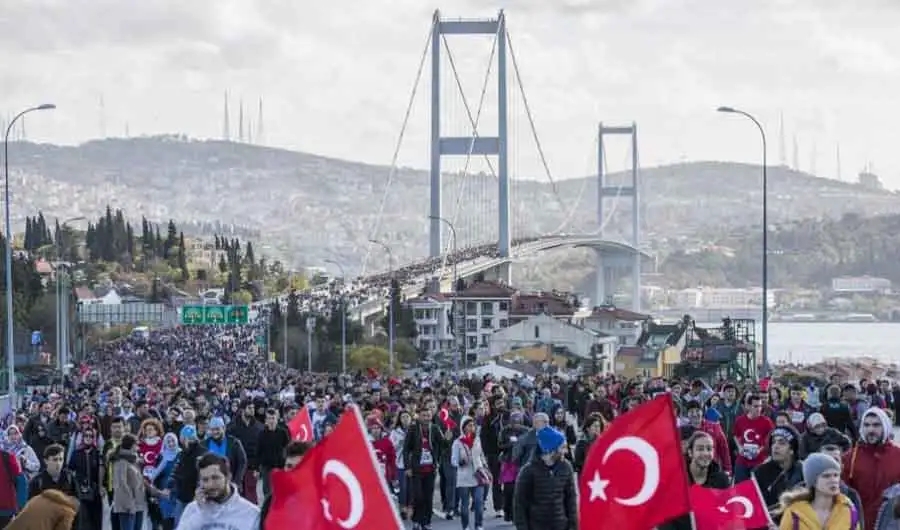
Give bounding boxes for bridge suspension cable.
[360,22,435,278]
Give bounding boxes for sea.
[704,322,900,365]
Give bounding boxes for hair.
[43,444,65,459]
[285,441,313,459]
[120,434,137,451]
[685,431,714,458]
[139,418,164,438]
[745,393,762,406]
[265,408,278,417]
[197,452,231,476]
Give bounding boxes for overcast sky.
[2,0,899,186]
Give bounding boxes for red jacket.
[700,420,732,474]
[843,441,900,530]
[371,436,396,482]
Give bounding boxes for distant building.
[831,276,891,294]
[574,305,651,347]
[668,287,775,310]
[186,238,226,271]
[488,313,618,372]
[858,171,883,190]
[406,293,455,356]
[75,287,122,306]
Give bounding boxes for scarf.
[149,433,181,481]
[461,432,475,449]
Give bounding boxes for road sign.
[180,305,250,325]
[30,331,42,346]
[77,302,167,324]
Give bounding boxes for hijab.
[0,426,25,454]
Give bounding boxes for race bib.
[743,443,759,459]
[509,436,518,443]
[420,450,433,465]
[789,410,805,424]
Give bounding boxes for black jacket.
[170,441,207,503]
[202,435,248,488]
[403,422,447,474]
[799,427,852,458]
[228,416,264,470]
[257,427,290,469]
[821,399,857,438]
[753,458,804,509]
[28,469,77,499]
[513,457,578,530]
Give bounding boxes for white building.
[668,287,775,309]
[406,294,456,355]
[831,276,891,294]
[489,314,618,371]
[574,306,650,347]
[454,282,516,358]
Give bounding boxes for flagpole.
[688,511,698,530]
[348,405,405,530]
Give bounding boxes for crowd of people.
[0,321,896,530]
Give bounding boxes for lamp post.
[717,105,769,377]
[55,216,85,373]
[4,103,55,399]
[369,239,395,372]
[324,259,348,373]
[428,215,460,367]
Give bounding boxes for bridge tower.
[429,10,510,271]
[597,123,641,312]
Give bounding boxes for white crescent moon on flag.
[719,496,754,519]
[743,429,757,443]
[297,424,309,441]
[601,435,660,507]
[321,459,365,529]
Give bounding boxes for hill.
[657,212,900,289]
[8,136,900,273]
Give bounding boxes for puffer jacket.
[513,456,577,530]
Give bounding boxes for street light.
[717,105,769,377]
[4,103,55,400]
[324,258,348,373]
[55,216,85,373]
[428,215,462,367]
[368,239,395,373]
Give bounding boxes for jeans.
[458,485,484,529]
[260,467,273,498]
[397,470,410,508]
[173,501,188,527]
[441,460,458,513]
[116,511,144,530]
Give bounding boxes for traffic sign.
[180,305,250,325]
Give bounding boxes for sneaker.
[495,509,504,518]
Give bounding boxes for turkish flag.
[265,405,402,530]
[579,394,691,530]
[691,478,772,530]
[288,405,314,442]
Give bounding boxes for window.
[414,309,425,320]
[534,325,540,339]
[481,318,492,329]
[499,319,508,328]
[481,302,493,316]
[499,301,508,311]
[466,319,477,332]
[466,302,477,314]
[467,336,477,349]
[480,334,490,347]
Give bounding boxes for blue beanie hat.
[537,427,565,454]
[704,408,721,423]
[180,425,197,440]
[209,417,226,429]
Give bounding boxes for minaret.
[257,97,264,145]
[222,91,231,141]
[778,112,786,166]
[792,134,799,171]
[99,95,106,139]
[247,118,253,144]
[238,99,244,142]
[836,142,842,181]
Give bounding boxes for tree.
[380,277,418,341]
[177,232,189,281]
[232,289,253,305]
[348,345,391,372]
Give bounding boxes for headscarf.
[149,433,181,481]
[0,426,25,454]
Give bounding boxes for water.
[731,322,900,365]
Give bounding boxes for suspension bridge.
[333,10,652,324]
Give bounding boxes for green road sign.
[255,334,266,347]
[182,306,205,325]
[180,305,250,325]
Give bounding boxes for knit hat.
[703,408,721,423]
[769,425,800,456]
[536,426,565,454]
[807,412,827,429]
[180,425,197,440]
[209,417,226,429]
[802,452,840,486]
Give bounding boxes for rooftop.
[588,305,651,322]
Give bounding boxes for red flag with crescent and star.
[579,393,691,530]
[690,477,772,530]
[265,405,402,530]
[287,404,314,442]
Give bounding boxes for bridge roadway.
[346,235,653,321]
